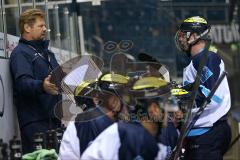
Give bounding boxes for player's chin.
[41,34,46,39]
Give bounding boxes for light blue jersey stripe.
[187,128,210,136]
[200,85,222,104]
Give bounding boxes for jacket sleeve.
[10,50,44,96]
[192,52,221,106]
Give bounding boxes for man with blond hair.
[10,8,61,154]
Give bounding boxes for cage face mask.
[175,30,192,56]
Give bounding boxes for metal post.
[17,0,22,18]
[16,0,22,36]
[0,0,3,57]
[0,0,7,58]
[78,16,85,55]
[72,13,80,54]
[33,0,36,8]
[69,16,77,54]
[0,0,2,32]
[63,7,72,58]
[70,0,80,54]
[54,4,61,54]
[44,0,50,40]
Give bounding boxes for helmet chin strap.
[186,37,200,57]
[185,38,194,57]
[187,28,211,49]
[186,29,209,57]
[185,46,192,57]
[185,28,211,57]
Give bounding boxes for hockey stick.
[225,134,240,152]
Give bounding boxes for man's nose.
[43,26,47,31]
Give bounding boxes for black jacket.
[10,38,61,128]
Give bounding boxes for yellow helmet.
[132,77,168,90]
[99,73,129,84]
[171,88,189,96]
[74,80,96,96]
[74,80,98,111]
[130,76,171,99]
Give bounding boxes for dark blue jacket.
[10,38,61,127]
[118,121,159,160]
[159,121,178,150]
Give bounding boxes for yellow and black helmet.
[179,16,210,36]
[74,80,96,97]
[99,73,129,85]
[175,16,211,55]
[130,76,171,99]
[74,80,98,111]
[74,73,129,97]
[97,73,129,94]
[74,73,129,110]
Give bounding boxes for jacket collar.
[19,38,49,51]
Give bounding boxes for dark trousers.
[183,120,231,160]
[20,119,61,154]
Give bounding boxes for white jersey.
[58,107,114,159]
[58,121,80,160]
[81,122,168,160]
[183,49,231,128]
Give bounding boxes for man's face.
[176,31,189,52]
[147,102,163,122]
[27,17,47,40]
[174,110,184,122]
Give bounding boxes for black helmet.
[74,73,129,111]
[98,72,129,95]
[74,80,97,111]
[179,16,210,35]
[175,16,211,56]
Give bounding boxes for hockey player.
[58,73,128,159]
[175,16,231,159]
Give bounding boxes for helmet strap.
[185,35,194,57]
[185,28,210,57]
[187,28,210,46]
[185,45,192,57]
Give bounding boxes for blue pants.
[183,120,231,160]
[20,119,61,154]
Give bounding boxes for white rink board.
[0,58,18,142]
